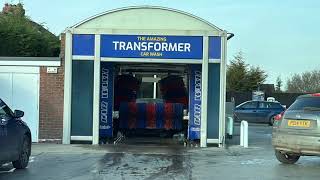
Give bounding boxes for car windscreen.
[288,97,320,111]
[0,104,12,117]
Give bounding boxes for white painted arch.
[70,6,223,32]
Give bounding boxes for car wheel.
[269,116,275,126]
[275,150,300,164]
[12,136,30,169]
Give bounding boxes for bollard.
[240,120,248,148]
[240,121,243,146]
[226,116,234,138]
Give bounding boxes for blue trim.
[209,36,221,59]
[72,34,95,56]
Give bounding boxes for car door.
[0,102,12,161]
[235,101,258,122]
[256,102,272,123]
[0,101,20,162]
[0,117,9,162]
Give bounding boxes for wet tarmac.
[1,124,320,180]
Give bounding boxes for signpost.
[99,62,114,138]
[189,64,202,140]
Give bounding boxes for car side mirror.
[0,117,8,126]
[14,110,24,118]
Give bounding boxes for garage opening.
[100,63,193,145]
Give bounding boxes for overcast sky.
[2,0,319,87]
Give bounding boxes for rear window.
[288,98,320,111]
[269,102,283,109]
[259,102,283,109]
[240,101,258,109]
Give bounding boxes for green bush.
[0,13,60,57]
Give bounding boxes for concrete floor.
[1,124,320,180]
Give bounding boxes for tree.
[0,3,60,57]
[226,51,267,92]
[275,76,282,92]
[286,70,320,93]
[226,51,248,91]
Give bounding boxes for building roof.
[68,6,224,32]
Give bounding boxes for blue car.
[234,100,285,125]
[0,98,31,169]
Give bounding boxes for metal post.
[153,75,157,99]
[200,36,209,148]
[62,30,72,144]
[240,122,243,146]
[240,120,248,148]
[219,32,228,147]
[92,34,101,145]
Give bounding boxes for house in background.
[0,3,63,143]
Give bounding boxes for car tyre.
[269,116,275,126]
[275,150,300,164]
[12,136,30,169]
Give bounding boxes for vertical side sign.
[100,62,114,138]
[188,64,202,140]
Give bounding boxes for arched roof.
[71,6,223,32]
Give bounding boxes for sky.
[1,0,320,87]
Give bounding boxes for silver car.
[272,93,320,164]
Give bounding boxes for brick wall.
[39,34,65,142]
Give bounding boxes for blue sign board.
[101,35,203,59]
[188,64,202,140]
[99,62,114,138]
[72,34,95,56]
[209,36,221,59]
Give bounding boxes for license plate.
[288,120,311,128]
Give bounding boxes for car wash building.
[63,6,230,147]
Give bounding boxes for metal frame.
[71,136,93,141]
[100,57,221,64]
[200,36,209,147]
[207,139,219,144]
[92,35,101,145]
[102,57,202,64]
[72,55,95,61]
[153,75,157,99]
[220,32,228,146]
[63,31,226,146]
[206,32,227,146]
[62,31,73,144]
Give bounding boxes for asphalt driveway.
[1,124,320,180]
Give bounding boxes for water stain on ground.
[93,146,193,180]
